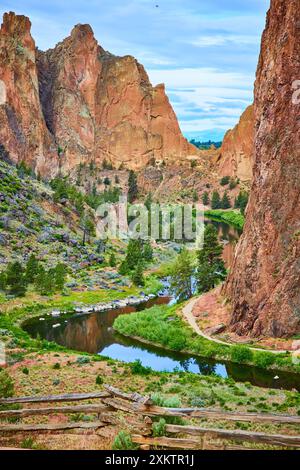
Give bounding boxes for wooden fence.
[0,385,300,450]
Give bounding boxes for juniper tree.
[170,248,195,301]
[25,255,40,284]
[197,225,226,293]
[128,170,138,203]
[131,262,145,287]
[221,191,231,209]
[211,190,221,209]
[6,262,26,297]
[202,191,210,206]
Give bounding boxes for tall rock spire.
[225,0,300,338]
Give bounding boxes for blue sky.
[0,0,270,141]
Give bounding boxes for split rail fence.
[0,385,300,450]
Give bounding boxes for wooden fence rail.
[0,385,299,450]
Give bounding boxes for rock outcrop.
[0,12,196,176]
[225,0,300,338]
[0,12,57,177]
[218,105,254,183]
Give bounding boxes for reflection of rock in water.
[226,363,300,392]
[30,297,170,354]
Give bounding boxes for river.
[22,220,300,391]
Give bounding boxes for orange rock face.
[225,0,300,338]
[218,105,254,182]
[0,13,196,176]
[0,12,57,176]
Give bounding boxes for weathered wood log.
[103,395,300,425]
[0,403,111,419]
[0,421,106,432]
[0,391,110,405]
[188,409,300,425]
[104,385,153,405]
[132,434,200,450]
[165,424,300,448]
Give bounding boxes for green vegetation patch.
[205,210,245,230]
[114,304,299,373]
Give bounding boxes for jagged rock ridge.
[217,105,254,183]
[225,0,300,338]
[0,12,197,176]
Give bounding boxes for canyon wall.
[0,12,58,177]
[0,12,196,176]
[225,0,300,338]
[218,105,254,183]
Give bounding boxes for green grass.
[205,210,245,230]
[114,304,299,373]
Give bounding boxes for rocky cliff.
[225,0,300,338]
[0,12,58,177]
[218,105,254,183]
[0,12,196,176]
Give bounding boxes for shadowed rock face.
[225,0,300,338]
[218,105,254,183]
[0,12,197,176]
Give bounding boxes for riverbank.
[0,274,163,357]
[113,304,300,375]
[205,210,245,230]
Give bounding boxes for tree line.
[0,255,67,298]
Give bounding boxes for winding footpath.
[181,296,290,355]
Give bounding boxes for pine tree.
[221,191,231,209]
[54,263,67,291]
[6,262,26,297]
[192,190,199,202]
[109,253,117,267]
[143,241,153,262]
[131,262,145,287]
[25,255,40,284]
[211,191,221,209]
[80,212,96,245]
[118,260,130,275]
[170,248,195,301]
[202,192,210,206]
[235,190,249,215]
[197,225,226,293]
[0,271,7,291]
[35,267,55,296]
[128,170,138,203]
[125,239,143,270]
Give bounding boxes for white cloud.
[187,34,260,48]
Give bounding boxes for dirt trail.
[181,296,289,355]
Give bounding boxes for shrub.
[220,176,230,186]
[253,351,276,369]
[76,356,90,365]
[130,359,152,375]
[22,367,29,375]
[96,375,104,385]
[0,370,14,398]
[230,345,254,363]
[152,418,167,437]
[53,363,61,370]
[112,431,137,450]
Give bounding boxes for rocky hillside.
[225,0,300,338]
[0,12,197,178]
[217,105,254,184]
